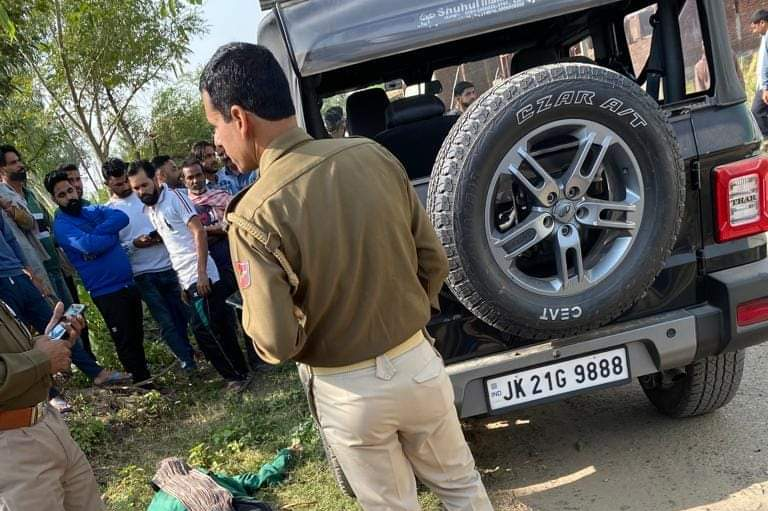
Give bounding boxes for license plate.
[485,347,630,412]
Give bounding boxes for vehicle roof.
[261,0,618,77]
[258,0,745,108]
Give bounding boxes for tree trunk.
[105,87,140,160]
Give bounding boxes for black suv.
[257,0,768,422]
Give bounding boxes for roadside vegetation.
[61,290,441,510]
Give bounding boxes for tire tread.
[644,350,745,418]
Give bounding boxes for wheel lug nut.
[576,207,587,219]
[561,225,571,235]
[546,192,557,204]
[543,216,554,228]
[567,187,579,198]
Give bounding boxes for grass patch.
[63,339,441,510]
[62,285,442,510]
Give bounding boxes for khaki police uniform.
[227,127,492,510]
[0,301,103,511]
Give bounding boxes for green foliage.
[3,0,206,162]
[106,464,153,509]
[68,405,109,456]
[0,75,80,181]
[0,4,15,40]
[138,73,213,158]
[742,53,758,100]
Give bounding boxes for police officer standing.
[200,43,492,510]
[0,301,104,510]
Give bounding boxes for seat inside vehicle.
[345,88,390,138]
[375,95,459,180]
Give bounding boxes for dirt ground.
[466,343,768,511]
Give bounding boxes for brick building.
[726,0,763,55]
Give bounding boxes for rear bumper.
[447,257,768,418]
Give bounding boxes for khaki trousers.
[0,406,104,511]
[300,339,493,511]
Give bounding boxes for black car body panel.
[257,0,768,417]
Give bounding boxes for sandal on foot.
[94,371,132,386]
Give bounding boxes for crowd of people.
[0,139,264,414]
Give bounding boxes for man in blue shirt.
[751,9,768,139]
[214,144,257,196]
[45,171,151,385]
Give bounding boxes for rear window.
[623,1,712,97]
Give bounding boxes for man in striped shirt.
[127,160,249,390]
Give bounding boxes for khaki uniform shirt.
[227,127,448,367]
[0,301,51,410]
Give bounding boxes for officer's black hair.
[127,160,157,180]
[199,42,296,122]
[102,157,127,180]
[752,9,768,24]
[0,144,20,166]
[151,155,171,170]
[44,171,71,196]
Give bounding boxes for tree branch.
[18,49,83,132]
[102,59,168,137]
[105,86,140,159]
[52,0,105,161]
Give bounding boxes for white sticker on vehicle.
[417,0,532,29]
[539,306,583,321]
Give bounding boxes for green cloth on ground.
[147,449,293,511]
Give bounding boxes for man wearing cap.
[448,80,477,115]
[201,43,492,510]
[0,300,104,510]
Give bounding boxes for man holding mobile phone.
[104,158,198,373]
[127,160,249,390]
[0,300,105,510]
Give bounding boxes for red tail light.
[737,297,768,326]
[714,156,768,242]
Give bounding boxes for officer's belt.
[0,402,45,431]
[310,331,425,376]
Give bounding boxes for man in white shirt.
[103,158,197,372]
[126,160,249,389]
[151,155,184,190]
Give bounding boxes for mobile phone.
[64,303,87,317]
[49,322,68,341]
[49,303,87,342]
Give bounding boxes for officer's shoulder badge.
[234,261,251,289]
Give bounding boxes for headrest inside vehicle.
[385,95,445,128]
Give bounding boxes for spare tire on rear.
[427,63,685,340]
